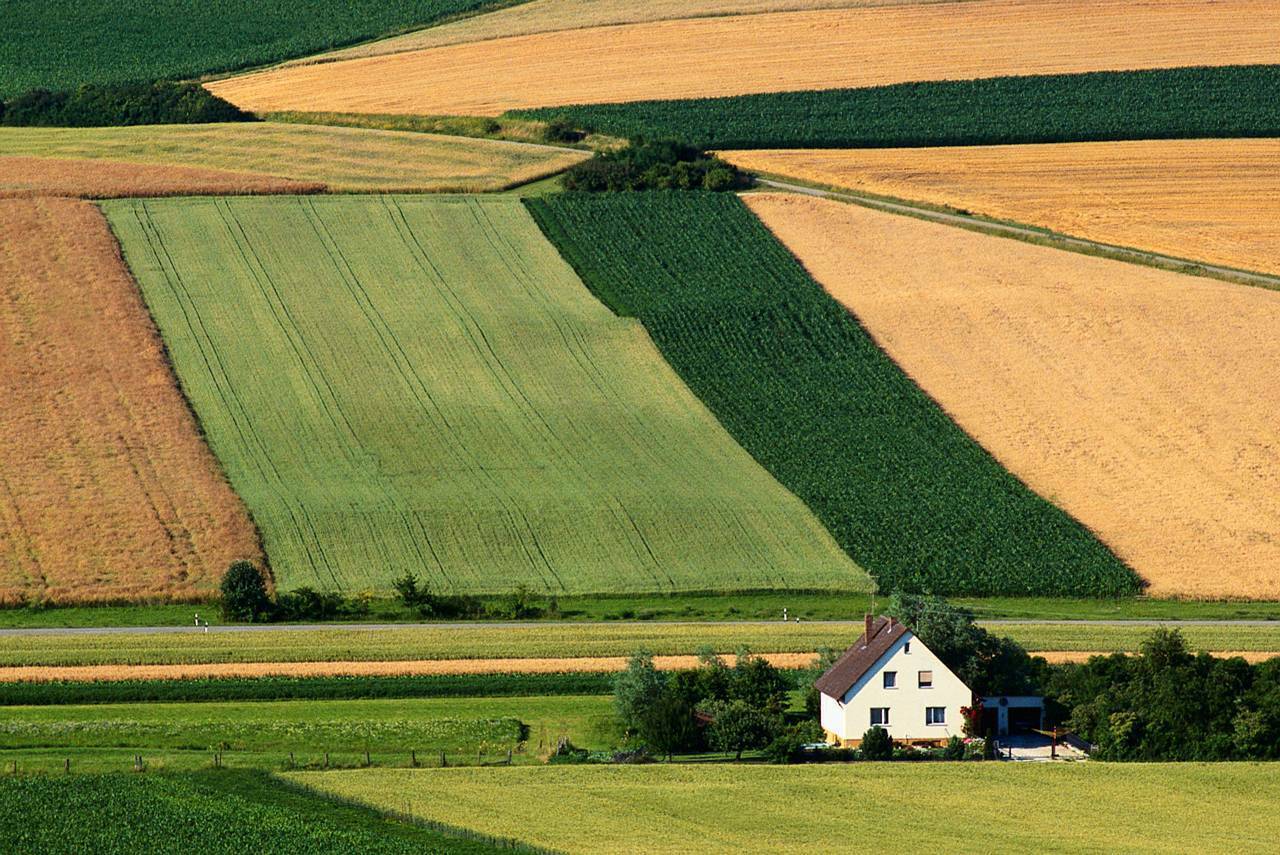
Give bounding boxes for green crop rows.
[0,771,507,854]
[512,65,1280,150]
[104,195,863,595]
[0,1,522,98]
[526,193,1140,597]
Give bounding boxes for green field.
[513,65,1280,150]
[0,771,507,854]
[5,622,1279,669]
[289,763,1280,853]
[0,695,614,772]
[0,1,523,98]
[104,195,863,595]
[0,123,588,193]
[526,192,1137,597]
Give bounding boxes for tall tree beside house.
[887,593,1039,696]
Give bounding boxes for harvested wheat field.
[0,653,818,684]
[745,193,1280,599]
[209,0,1280,117]
[0,124,587,193]
[0,155,322,199]
[727,138,1280,277]
[296,0,968,65]
[0,198,261,604]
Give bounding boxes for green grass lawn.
[0,1,523,97]
[0,695,616,774]
[288,763,1280,854]
[104,194,863,597]
[0,770,508,854]
[4,622,1279,669]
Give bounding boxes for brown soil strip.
[744,193,1280,600]
[209,0,1280,116]
[0,198,264,604]
[0,155,324,198]
[0,653,818,683]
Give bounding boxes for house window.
[926,707,946,726]
[903,642,911,654]
[882,671,897,689]
[918,670,933,689]
[870,707,890,726]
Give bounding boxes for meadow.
[0,123,587,194]
[744,193,1280,599]
[515,64,1280,149]
[104,194,862,596]
[289,763,1280,853]
[727,139,1280,278]
[0,771,506,853]
[207,0,1280,116]
[0,0,519,97]
[526,192,1137,597]
[0,198,260,605]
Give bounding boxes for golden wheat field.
[209,0,1280,117]
[295,0,968,65]
[727,139,1280,277]
[0,155,323,198]
[0,198,262,604]
[0,124,588,193]
[744,193,1280,599]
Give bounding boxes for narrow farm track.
[753,179,1280,290]
[104,195,862,595]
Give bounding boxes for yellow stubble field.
[208,0,1280,117]
[726,138,1280,277]
[744,193,1280,599]
[0,198,262,604]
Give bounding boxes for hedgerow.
[511,65,1280,149]
[0,673,615,706]
[526,193,1140,597]
[0,81,252,127]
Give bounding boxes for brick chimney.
[864,613,874,644]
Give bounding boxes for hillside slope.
[0,198,261,604]
[746,193,1280,599]
[526,192,1137,597]
[208,0,1280,116]
[104,195,865,595]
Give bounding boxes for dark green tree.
[701,699,781,760]
[614,652,666,736]
[220,560,271,622]
[860,726,892,760]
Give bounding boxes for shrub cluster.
[393,572,555,620]
[561,139,749,192]
[513,65,1280,150]
[0,81,253,127]
[1048,628,1280,761]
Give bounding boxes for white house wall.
[820,631,972,743]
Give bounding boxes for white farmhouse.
[816,615,972,745]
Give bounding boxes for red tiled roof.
[814,616,909,699]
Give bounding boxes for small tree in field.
[702,699,780,760]
[220,560,271,622]
[860,726,892,760]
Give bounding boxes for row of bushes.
[0,81,252,127]
[560,139,749,192]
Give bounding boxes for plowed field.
[0,156,321,199]
[103,195,862,595]
[0,198,261,604]
[745,193,1280,598]
[726,138,1280,277]
[0,124,587,194]
[209,0,1280,116]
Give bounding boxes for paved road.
[0,618,1274,637]
[755,178,1280,291]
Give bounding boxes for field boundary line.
[752,178,1280,292]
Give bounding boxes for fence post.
[324,752,329,769]
[64,758,70,774]
[411,750,417,768]
[289,751,295,769]
[440,751,446,768]
[365,750,371,767]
